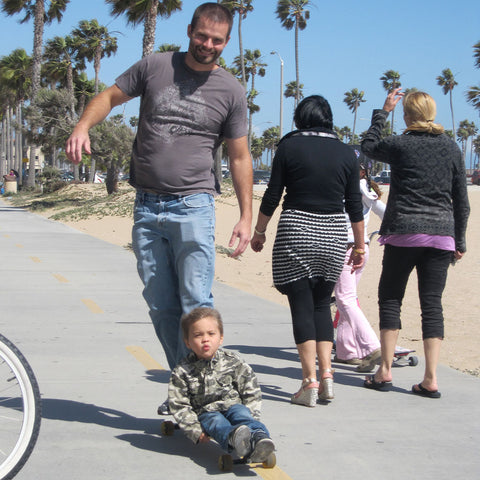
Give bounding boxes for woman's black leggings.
[378,245,452,339]
[284,277,336,344]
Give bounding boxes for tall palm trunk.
[28,0,46,187]
[143,3,158,58]
[294,19,299,109]
[238,13,246,88]
[352,106,357,144]
[7,107,14,173]
[449,90,456,137]
[31,0,44,98]
[89,48,103,183]
[0,115,6,179]
[15,104,23,185]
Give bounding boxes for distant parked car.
[471,170,480,185]
[373,170,391,185]
[253,170,270,185]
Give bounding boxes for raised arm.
[65,85,132,164]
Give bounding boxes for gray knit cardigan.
[361,109,470,252]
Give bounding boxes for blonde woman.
[361,89,470,398]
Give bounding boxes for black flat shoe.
[411,383,441,398]
[363,375,392,391]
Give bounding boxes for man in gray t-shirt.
[66,4,253,400]
[115,50,247,196]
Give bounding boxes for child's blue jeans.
[198,404,269,451]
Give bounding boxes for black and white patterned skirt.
[272,209,348,291]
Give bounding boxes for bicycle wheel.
[0,334,41,480]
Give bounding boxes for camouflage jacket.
[168,348,262,444]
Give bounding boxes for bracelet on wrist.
[354,248,366,255]
[254,227,266,236]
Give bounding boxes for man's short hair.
[181,307,224,339]
[190,2,233,37]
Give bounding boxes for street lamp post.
[270,51,284,139]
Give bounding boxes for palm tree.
[43,35,85,118]
[472,135,480,169]
[463,120,478,171]
[0,48,32,182]
[72,19,118,182]
[72,19,118,96]
[156,43,181,53]
[343,88,366,143]
[457,121,470,166]
[335,125,351,144]
[73,71,96,117]
[466,42,480,117]
[233,48,266,148]
[220,0,253,88]
[262,125,280,166]
[380,69,401,134]
[466,86,480,114]
[473,40,480,69]
[1,0,70,99]
[106,0,182,58]
[2,0,70,186]
[250,134,264,169]
[436,68,458,137]
[284,80,303,129]
[276,0,311,109]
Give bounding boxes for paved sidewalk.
[1,198,479,480]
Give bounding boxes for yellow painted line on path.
[30,256,41,263]
[126,347,292,480]
[126,345,166,371]
[53,274,69,283]
[251,464,292,480]
[81,298,104,314]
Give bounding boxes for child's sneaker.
[249,431,275,463]
[157,399,171,415]
[229,425,251,457]
[291,378,319,407]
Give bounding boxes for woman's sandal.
[411,383,441,398]
[319,369,334,400]
[363,374,392,391]
[291,378,319,407]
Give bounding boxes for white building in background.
[28,146,45,170]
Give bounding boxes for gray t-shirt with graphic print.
[115,52,248,195]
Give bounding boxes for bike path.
[1,198,479,480]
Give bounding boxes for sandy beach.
[36,183,480,376]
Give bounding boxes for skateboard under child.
[160,420,276,472]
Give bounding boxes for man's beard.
[189,43,222,66]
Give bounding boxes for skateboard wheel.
[409,356,418,366]
[262,452,276,469]
[219,454,233,471]
[161,420,175,436]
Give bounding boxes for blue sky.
[1,0,479,144]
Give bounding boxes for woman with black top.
[251,95,365,407]
[361,89,470,397]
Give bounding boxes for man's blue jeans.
[199,404,269,452]
[132,190,215,369]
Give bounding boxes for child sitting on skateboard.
[168,307,275,462]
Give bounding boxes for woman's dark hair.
[190,3,233,37]
[294,95,333,130]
